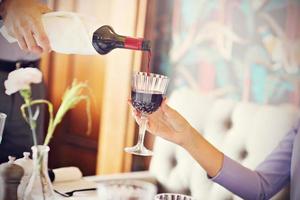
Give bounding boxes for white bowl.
[97,180,157,200]
[155,193,196,200]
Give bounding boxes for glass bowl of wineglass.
[124,72,169,156]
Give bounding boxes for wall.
[155,0,300,105]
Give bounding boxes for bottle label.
[124,37,143,50]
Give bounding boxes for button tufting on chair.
[238,149,248,160]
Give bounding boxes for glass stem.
[136,114,148,147]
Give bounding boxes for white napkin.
[0,11,100,55]
[52,166,97,196]
[53,166,83,183]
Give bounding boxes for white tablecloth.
[54,178,98,199]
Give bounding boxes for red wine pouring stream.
[147,50,151,75]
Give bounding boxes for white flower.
[4,68,42,95]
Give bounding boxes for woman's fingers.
[129,100,142,125]
[132,110,142,124]
[147,109,179,142]
[147,107,166,132]
[161,101,178,119]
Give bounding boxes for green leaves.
[43,80,92,145]
[20,80,91,146]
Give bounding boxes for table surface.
[54,177,98,199]
[54,171,157,199]
[55,191,98,200]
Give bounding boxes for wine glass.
[124,72,169,156]
[155,193,196,200]
[0,112,6,143]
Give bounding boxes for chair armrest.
[84,171,157,185]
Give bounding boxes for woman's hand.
[132,100,195,147]
[1,0,51,53]
[131,99,224,177]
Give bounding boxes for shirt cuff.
[208,155,260,200]
[209,155,246,183]
[209,154,228,181]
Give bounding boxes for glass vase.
[23,145,55,200]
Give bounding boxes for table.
[55,191,98,200]
[54,178,98,199]
[53,171,156,199]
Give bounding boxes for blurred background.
[41,0,299,185]
[153,0,300,105]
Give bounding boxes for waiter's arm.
[0,0,51,53]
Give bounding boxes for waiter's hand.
[1,0,51,53]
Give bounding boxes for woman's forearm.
[180,127,261,199]
[182,126,224,177]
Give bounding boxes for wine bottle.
[92,25,151,54]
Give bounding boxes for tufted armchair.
[149,88,299,200]
[90,87,299,199]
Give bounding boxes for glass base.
[124,145,153,156]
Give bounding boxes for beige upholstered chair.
[150,88,299,200]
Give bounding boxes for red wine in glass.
[131,90,163,114]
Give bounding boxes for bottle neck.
[92,25,151,54]
[122,36,151,51]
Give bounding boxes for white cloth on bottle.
[0,11,99,55]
